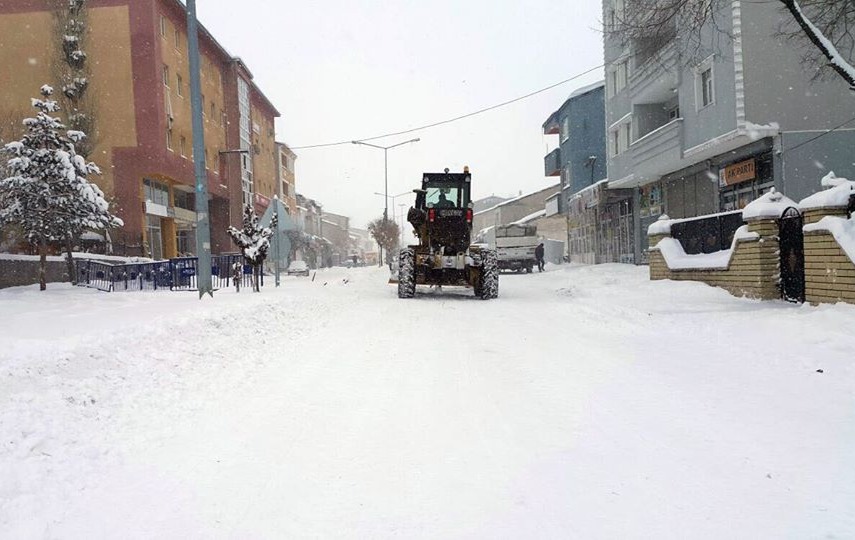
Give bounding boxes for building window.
[176,74,183,97]
[669,104,681,120]
[174,27,181,51]
[144,178,170,207]
[238,78,253,208]
[696,56,715,109]
[562,163,572,187]
[210,101,216,118]
[174,189,194,210]
[147,216,164,260]
[162,64,170,88]
[176,229,195,256]
[609,119,632,156]
[159,15,166,37]
[166,128,173,151]
[560,116,570,143]
[205,149,210,169]
[621,122,632,151]
[701,68,713,107]
[616,60,628,92]
[607,60,628,98]
[201,94,205,115]
[179,135,187,157]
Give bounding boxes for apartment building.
[603,0,855,261]
[276,142,298,216]
[543,82,608,208]
[0,0,280,259]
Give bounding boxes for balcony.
[544,148,561,176]
[629,40,679,105]
[542,110,560,135]
[630,118,683,176]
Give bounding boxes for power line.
[290,64,605,150]
[781,115,855,154]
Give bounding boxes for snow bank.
[742,188,798,220]
[804,215,855,263]
[0,252,152,264]
[652,225,759,270]
[800,172,855,210]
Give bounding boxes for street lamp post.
[186,0,212,298]
[353,138,419,264]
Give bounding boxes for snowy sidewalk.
[1,265,854,538]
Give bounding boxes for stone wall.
[649,218,780,300]
[0,259,70,289]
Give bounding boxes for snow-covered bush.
[227,204,278,292]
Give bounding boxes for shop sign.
[720,159,756,187]
[639,183,662,218]
[255,193,270,208]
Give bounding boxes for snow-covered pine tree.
[0,85,121,290]
[227,204,278,292]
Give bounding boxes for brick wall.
[803,208,855,304]
[649,218,780,300]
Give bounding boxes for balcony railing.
[630,118,682,167]
[544,148,561,177]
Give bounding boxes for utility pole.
[187,0,212,298]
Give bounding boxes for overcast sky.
[197,1,605,229]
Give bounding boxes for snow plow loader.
[397,167,499,299]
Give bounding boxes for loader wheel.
[398,248,416,298]
[479,249,499,299]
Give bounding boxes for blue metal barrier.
[75,254,258,292]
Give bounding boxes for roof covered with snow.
[511,209,547,226]
[474,184,560,216]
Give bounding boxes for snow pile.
[744,121,780,140]
[652,225,759,270]
[742,188,799,220]
[800,172,855,210]
[647,214,672,235]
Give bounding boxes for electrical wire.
[780,115,855,154]
[289,64,605,150]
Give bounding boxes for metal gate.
[778,206,805,303]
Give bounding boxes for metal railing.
[670,211,744,255]
[76,254,259,292]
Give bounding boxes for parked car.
[287,260,310,277]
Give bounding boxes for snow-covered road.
[2,265,854,538]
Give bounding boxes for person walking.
[535,242,545,272]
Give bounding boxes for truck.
[475,223,539,273]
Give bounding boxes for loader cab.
[414,169,474,253]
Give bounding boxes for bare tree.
[607,0,855,89]
[368,217,400,267]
